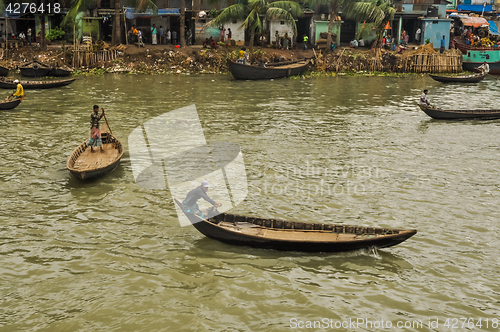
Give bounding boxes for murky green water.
[2,73,500,331]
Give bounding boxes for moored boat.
[0,65,9,77]
[0,78,76,89]
[19,60,51,77]
[174,199,417,252]
[418,104,500,120]
[49,65,72,77]
[462,50,500,75]
[429,72,486,83]
[228,59,310,80]
[455,42,500,55]
[67,131,124,181]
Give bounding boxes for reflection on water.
[1,74,500,330]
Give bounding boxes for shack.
[420,18,452,49]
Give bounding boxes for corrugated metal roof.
[460,16,489,28]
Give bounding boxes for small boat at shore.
[67,129,124,181]
[418,104,500,120]
[455,42,500,55]
[0,65,9,77]
[0,78,75,89]
[49,65,72,77]
[228,59,310,80]
[174,199,417,252]
[19,60,52,77]
[429,72,486,83]
[462,50,500,75]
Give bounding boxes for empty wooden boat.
[228,59,310,80]
[19,60,51,77]
[0,78,76,89]
[67,131,124,181]
[0,65,9,76]
[418,104,500,120]
[49,65,72,77]
[429,72,486,83]
[174,199,417,252]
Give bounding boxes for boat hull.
[462,62,500,75]
[19,67,51,77]
[418,104,500,120]
[228,60,309,80]
[455,43,500,55]
[49,68,72,77]
[0,78,76,89]
[0,98,21,110]
[429,73,486,83]
[174,199,416,252]
[0,66,9,77]
[67,133,124,181]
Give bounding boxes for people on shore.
[203,36,217,49]
[27,27,32,45]
[172,30,177,44]
[186,29,192,46]
[227,28,232,43]
[166,29,171,44]
[159,26,164,44]
[151,24,157,45]
[87,105,105,153]
[275,31,281,49]
[219,26,226,43]
[440,35,445,53]
[130,25,138,44]
[182,180,222,218]
[303,35,308,50]
[419,89,431,107]
[138,29,144,47]
[415,27,421,44]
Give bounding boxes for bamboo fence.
[400,53,462,73]
[71,50,119,68]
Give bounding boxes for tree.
[343,0,395,49]
[180,0,185,47]
[209,0,303,48]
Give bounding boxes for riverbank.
[0,42,463,76]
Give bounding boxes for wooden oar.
[102,109,113,136]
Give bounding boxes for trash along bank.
[0,43,463,75]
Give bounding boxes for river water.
[1,73,500,331]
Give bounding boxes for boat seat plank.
[71,143,120,171]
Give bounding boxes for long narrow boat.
[0,98,22,110]
[0,78,76,89]
[174,199,416,252]
[462,50,500,75]
[455,42,500,55]
[429,72,486,83]
[67,131,124,181]
[418,104,500,120]
[19,60,51,77]
[0,65,9,76]
[228,59,310,80]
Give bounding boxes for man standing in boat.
[87,105,105,153]
[183,180,222,218]
[419,89,431,108]
[10,79,24,100]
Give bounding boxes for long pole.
[123,7,128,45]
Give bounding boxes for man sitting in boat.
[419,89,432,108]
[87,105,105,153]
[10,79,24,100]
[182,180,222,219]
[478,61,490,74]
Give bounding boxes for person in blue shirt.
[440,35,446,53]
[183,180,222,218]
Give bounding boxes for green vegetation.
[46,26,65,41]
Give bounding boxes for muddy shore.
[0,43,462,76]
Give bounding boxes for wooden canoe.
[0,97,22,110]
[0,78,76,89]
[429,72,486,83]
[174,199,416,252]
[455,42,500,55]
[49,66,72,77]
[418,104,500,120]
[67,132,124,181]
[0,65,9,77]
[228,59,310,80]
[19,60,52,77]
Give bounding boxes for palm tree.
[312,0,345,53]
[344,0,395,49]
[209,0,303,48]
